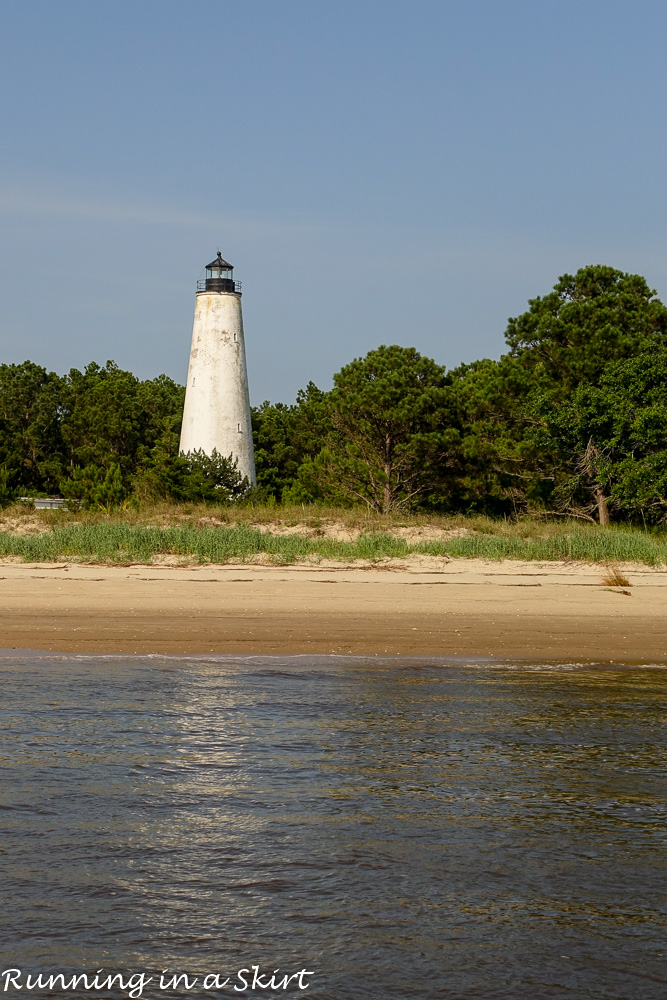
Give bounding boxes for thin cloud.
[0,181,327,238]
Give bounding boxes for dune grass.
[0,518,666,566]
[419,528,667,565]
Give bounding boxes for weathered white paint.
[179,290,256,485]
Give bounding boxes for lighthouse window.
[233,331,238,342]
[237,423,242,433]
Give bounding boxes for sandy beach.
[1,557,666,660]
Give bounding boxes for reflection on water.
[0,655,665,999]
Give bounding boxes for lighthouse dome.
[206,252,233,272]
[199,252,240,294]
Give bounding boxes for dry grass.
[601,563,632,588]
[4,500,496,537]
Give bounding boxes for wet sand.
[1,558,666,661]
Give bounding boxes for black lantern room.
[199,252,239,293]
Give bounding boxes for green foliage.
[309,345,459,512]
[60,463,126,511]
[252,382,332,502]
[0,467,18,508]
[135,449,249,504]
[0,361,65,492]
[0,359,184,501]
[281,453,334,506]
[506,264,667,388]
[61,361,184,482]
[499,265,667,522]
[448,357,552,515]
[558,351,667,522]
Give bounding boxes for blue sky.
[2,0,667,402]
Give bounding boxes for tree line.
[2,264,667,523]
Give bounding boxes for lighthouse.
[179,252,256,485]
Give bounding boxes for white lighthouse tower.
[179,252,256,485]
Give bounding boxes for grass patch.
[0,518,666,566]
[600,563,632,588]
[0,523,412,565]
[414,528,667,565]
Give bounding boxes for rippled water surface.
[0,654,665,999]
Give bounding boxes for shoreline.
[2,558,667,661]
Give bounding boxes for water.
[0,654,665,999]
